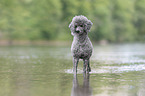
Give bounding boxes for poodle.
[69,15,93,75]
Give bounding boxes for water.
[0,43,145,96]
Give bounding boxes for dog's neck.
[74,33,88,44]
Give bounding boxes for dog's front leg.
[83,59,86,73]
[83,59,90,74]
[73,57,79,76]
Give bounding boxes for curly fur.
[69,15,93,75]
[69,15,93,36]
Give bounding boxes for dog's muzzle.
[76,27,83,34]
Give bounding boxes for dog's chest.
[71,41,92,58]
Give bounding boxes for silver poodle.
[69,15,93,75]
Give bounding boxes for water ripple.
[64,63,145,74]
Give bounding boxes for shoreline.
[0,40,72,46]
[0,40,144,46]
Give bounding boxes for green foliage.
[112,0,137,42]
[90,0,115,42]
[0,0,145,42]
[135,0,145,41]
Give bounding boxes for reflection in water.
[71,74,92,96]
[137,79,145,96]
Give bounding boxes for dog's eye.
[75,25,77,28]
[80,25,83,27]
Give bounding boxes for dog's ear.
[69,22,75,36]
[69,22,72,28]
[85,20,93,32]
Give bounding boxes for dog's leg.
[84,59,90,74]
[73,57,79,76]
[83,60,86,73]
[88,60,91,72]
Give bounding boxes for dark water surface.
[0,44,145,96]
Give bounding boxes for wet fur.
[69,15,93,75]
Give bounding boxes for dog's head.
[69,15,93,36]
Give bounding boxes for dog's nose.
[76,27,80,33]
[76,27,79,31]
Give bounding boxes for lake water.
[0,43,145,96]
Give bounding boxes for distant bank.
[0,40,72,46]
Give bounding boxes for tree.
[90,0,115,42]
[112,0,137,42]
[135,0,145,41]
[30,0,62,40]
